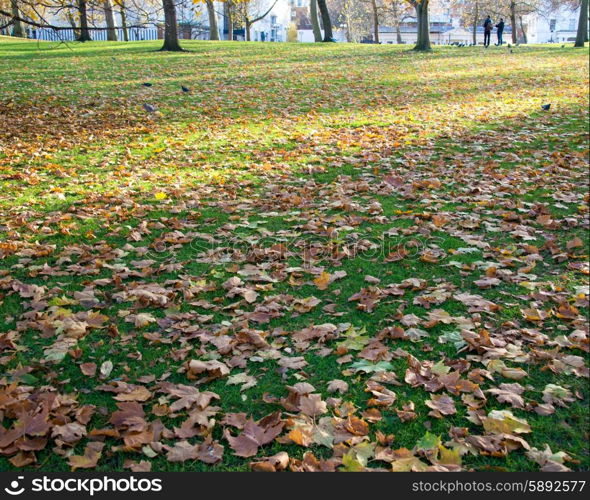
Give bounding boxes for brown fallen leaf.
[80,362,97,377]
[68,442,104,470]
[225,412,284,458]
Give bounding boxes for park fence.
[25,27,159,42]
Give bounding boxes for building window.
[568,19,576,31]
[549,19,556,31]
[271,15,277,25]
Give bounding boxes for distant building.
[525,3,585,43]
[251,10,290,42]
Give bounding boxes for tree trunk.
[9,0,25,38]
[472,1,478,45]
[103,0,117,41]
[77,0,92,41]
[343,0,354,41]
[316,0,333,41]
[345,14,353,42]
[160,0,182,51]
[519,15,527,43]
[226,1,234,40]
[371,0,379,43]
[119,2,129,41]
[206,0,219,40]
[246,19,251,41]
[413,0,431,51]
[67,12,80,39]
[574,0,588,47]
[310,0,322,42]
[510,1,517,44]
[10,0,25,37]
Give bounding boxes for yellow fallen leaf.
[314,271,331,290]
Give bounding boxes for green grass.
[0,39,588,472]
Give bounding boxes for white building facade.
[525,3,584,43]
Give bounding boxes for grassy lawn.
[0,38,588,472]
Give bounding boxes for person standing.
[483,15,493,47]
[495,18,505,45]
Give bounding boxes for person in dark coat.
[495,18,505,45]
[483,16,493,47]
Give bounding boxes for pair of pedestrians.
[483,16,505,47]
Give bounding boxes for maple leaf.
[313,271,331,290]
[416,432,442,453]
[299,394,328,417]
[79,362,97,377]
[52,422,87,444]
[483,410,531,435]
[395,401,417,422]
[113,386,152,402]
[225,412,284,458]
[129,313,157,328]
[327,379,349,394]
[187,359,230,381]
[437,445,462,466]
[391,456,429,472]
[68,442,104,471]
[226,372,257,391]
[166,438,224,464]
[277,356,307,370]
[250,451,289,472]
[542,384,575,407]
[340,450,366,472]
[526,444,571,469]
[337,325,370,351]
[425,394,457,418]
[350,360,394,374]
[487,383,525,409]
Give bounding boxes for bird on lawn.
[181,85,190,93]
[141,82,153,87]
[143,103,157,113]
[561,44,565,48]
[541,104,551,111]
